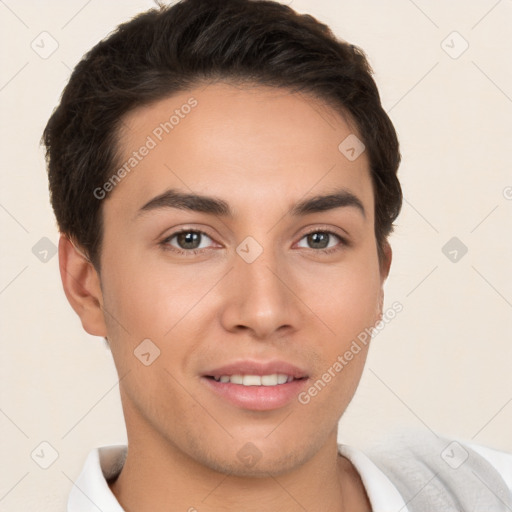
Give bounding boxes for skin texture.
[60,81,391,511]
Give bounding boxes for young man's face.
[82,82,390,476]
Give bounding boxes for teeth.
[261,374,278,386]
[213,373,294,386]
[243,375,261,386]
[277,374,288,385]
[230,374,244,385]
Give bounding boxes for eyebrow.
[136,188,365,219]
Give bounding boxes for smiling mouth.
[206,374,306,386]
[202,369,309,410]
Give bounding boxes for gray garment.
[368,433,512,511]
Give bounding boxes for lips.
[201,360,309,411]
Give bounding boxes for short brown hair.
[42,0,402,271]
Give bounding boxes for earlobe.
[380,241,393,281]
[58,234,108,337]
[377,242,393,321]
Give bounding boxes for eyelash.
[159,227,349,257]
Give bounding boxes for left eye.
[296,231,341,250]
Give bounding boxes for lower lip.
[201,377,309,411]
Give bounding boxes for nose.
[218,247,304,340]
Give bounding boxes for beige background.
[1,0,511,509]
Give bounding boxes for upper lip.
[203,360,309,379]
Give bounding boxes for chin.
[187,436,317,479]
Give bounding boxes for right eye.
[160,229,219,255]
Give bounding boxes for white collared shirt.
[67,442,512,511]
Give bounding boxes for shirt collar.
[67,445,127,512]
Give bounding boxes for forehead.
[110,81,373,219]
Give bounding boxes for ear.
[377,241,393,320]
[379,241,392,282]
[58,234,107,337]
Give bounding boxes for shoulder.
[364,431,512,511]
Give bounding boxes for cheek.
[100,252,209,338]
[298,254,382,341]
[99,255,221,387]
